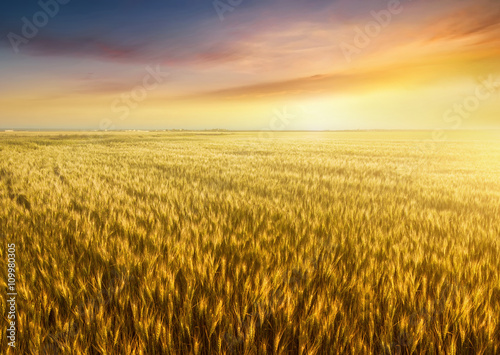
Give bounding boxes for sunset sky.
[1,0,499,130]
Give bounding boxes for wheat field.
[1,131,500,354]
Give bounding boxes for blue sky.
[1,0,499,130]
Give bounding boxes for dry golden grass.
[0,131,499,354]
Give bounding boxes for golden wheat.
[0,131,499,354]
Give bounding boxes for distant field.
[1,131,499,354]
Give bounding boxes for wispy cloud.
[1,0,500,129]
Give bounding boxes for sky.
[0,0,499,130]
